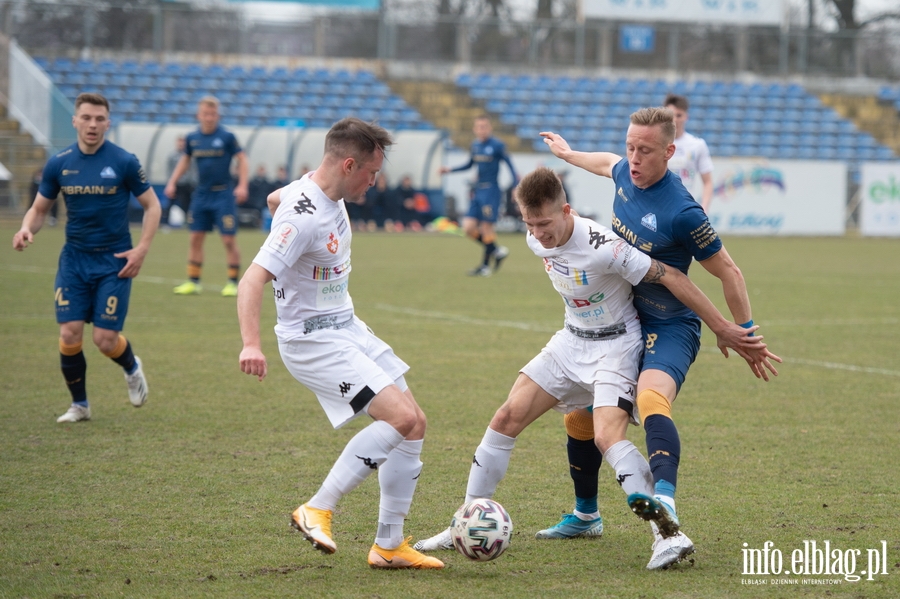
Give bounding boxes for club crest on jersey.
[573,268,589,285]
[100,166,116,178]
[641,213,658,232]
[212,138,224,148]
[326,232,339,254]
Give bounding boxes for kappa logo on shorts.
[339,382,354,397]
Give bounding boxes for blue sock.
[567,436,602,514]
[644,414,680,495]
[655,480,676,500]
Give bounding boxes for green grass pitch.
[1,223,898,598]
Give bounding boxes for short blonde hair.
[630,107,676,145]
[198,96,220,110]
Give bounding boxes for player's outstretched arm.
[699,248,782,380]
[238,263,275,381]
[12,195,55,250]
[644,259,768,364]
[539,132,621,179]
[115,188,161,278]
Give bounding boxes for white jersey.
[669,131,713,198]
[526,215,651,333]
[253,174,354,342]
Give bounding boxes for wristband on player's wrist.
[739,319,755,336]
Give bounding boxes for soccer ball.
[450,498,513,561]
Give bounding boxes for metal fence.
[3,1,899,81]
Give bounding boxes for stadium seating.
[38,57,433,132]
[455,74,897,161]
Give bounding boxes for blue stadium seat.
[162,63,184,76]
[183,63,205,77]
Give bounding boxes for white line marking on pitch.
[375,303,900,378]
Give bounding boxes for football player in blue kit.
[441,115,518,277]
[166,96,249,297]
[12,93,161,423]
[539,108,781,569]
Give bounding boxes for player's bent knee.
[637,389,672,420]
[564,410,595,441]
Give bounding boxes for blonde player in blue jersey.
[538,109,781,569]
[12,93,161,423]
[441,115,518,277]
[166,96,249,297]
[413,167,766,564]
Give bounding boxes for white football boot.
[647,531,695,570]
[125,356,148,407]
[412,527,453,552]
[57,404,91,423]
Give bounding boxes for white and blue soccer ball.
[450,498,513,561]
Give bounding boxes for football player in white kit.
[665,94,714,212]
[414,167,760,562]
[237,118,443,570]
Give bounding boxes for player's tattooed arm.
[642,259,666,284]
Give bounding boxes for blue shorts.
[466,185,501,223]
[188,188,237,235]
[639,315,701,393]
[55,245,132,331]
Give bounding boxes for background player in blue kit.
[166,96,249,297]
[440,115,518,277]
[12,93,161,423]
[540,109,781,569]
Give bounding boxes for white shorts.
[277,316,410,429]
[520,327,643,425]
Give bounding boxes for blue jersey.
[185,126,242,190]
[610,159,722,322]
[452,136,516,186]
[40,141,150,253]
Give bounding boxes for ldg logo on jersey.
[100,166,117,178]
[588,227,613,249]
[564,291,605,308]
[293,193,316,215]
[641,213,658,232]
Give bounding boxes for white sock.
[603,440,654,497]
[308,420,404,511]
[375,438,424,549]
[464,427,516,503]
[573,510,600,521]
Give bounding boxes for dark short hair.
[663,94,689,112]
[324,117,393,162]
[75,93,110,113]
[515,167,566,213]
